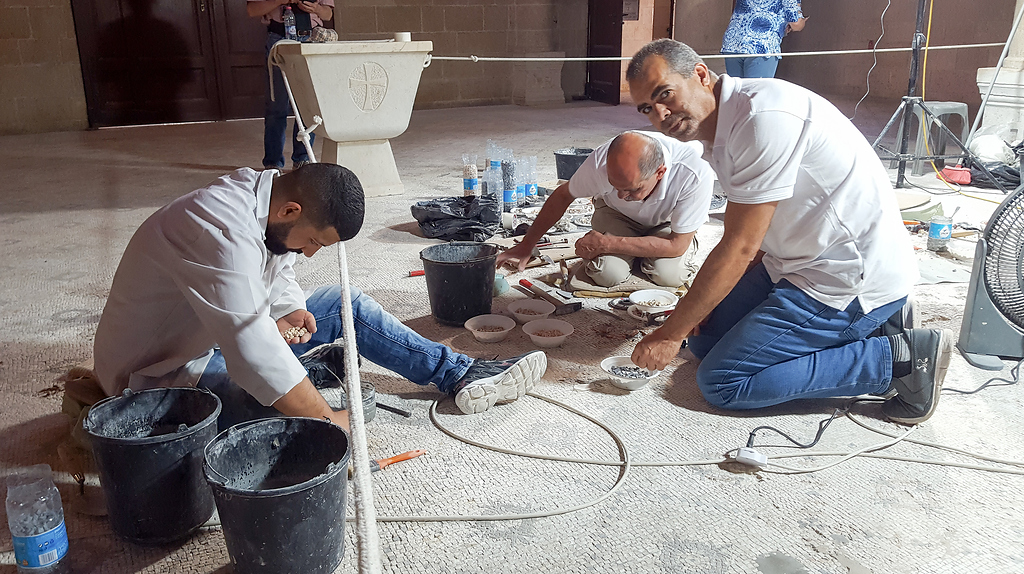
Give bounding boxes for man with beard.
[625,39,950,424]
[496,130,713,289]
[94,165,546,429]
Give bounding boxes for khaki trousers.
[584,198,697,288]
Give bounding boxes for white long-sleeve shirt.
[94,168,309,406]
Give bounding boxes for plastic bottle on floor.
[7,465,68,573]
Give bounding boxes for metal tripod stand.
[871,0,1007,193]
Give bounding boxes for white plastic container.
[508,299,556,324]
[464,314,516,343]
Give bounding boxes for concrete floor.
[1,97,1022,574]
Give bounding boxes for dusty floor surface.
[1,97,1022,574]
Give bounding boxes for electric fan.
[957,183,1024,370]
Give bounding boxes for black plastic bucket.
[83,387,221,544]
[420,242,498,326]
[554,147,593,180]
[203,417,351,574]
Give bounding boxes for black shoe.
[299,342,360,389]
[877,296,918,337]
[293,160,312,171]
[881,328,953,424]
[452,351,547,415]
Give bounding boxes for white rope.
[266,39,383,573]
[337,244,383,573]
[428,42,1005,63]
[267,41,320,162]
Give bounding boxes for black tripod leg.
[917,101,1009,194]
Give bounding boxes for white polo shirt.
[711,75,916,312]
[568,131,714,234]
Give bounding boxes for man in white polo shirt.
[497,130,714,288]
[626,39,951,425]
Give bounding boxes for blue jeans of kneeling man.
[199,284,473,429]
[687,263,903,410]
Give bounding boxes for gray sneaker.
[881,328,953,424]
[452,351,547,415]
[878,296,918,337]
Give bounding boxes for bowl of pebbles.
[522,318,574,348]
[628,289,678,314]
[508,299,556,324]
[464,314,517,343]
[600,356,660,390]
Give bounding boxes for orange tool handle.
[409,270,425,277]
[375,449,426,470]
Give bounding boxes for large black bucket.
[203,417,351,574]
[420,242,498,326]
[83,387,221,544]
[554,147,593,180]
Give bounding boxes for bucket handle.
[202,418,272,486]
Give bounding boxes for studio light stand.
[872,0,1007,193]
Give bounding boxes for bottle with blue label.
[927,214,952,251]
[526,156,539,198]
[7,465,68,573]
[283,6,298,41]
[462,154,479,196]
[515,158,527,205]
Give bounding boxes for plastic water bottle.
[283,6,298,41]
[462,154,479,196]
[527,156,539,198]
[486,164,504,212]
[7,465,68,573]
[515,158,528,205]
[501,153,517,212]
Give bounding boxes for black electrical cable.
[944,357,1023,394]
[745,408,845,449]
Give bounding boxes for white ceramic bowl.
[464,314,517,343]
[628,289,678,314]
[508,299,556,324]
[522,318,574,348]
[600,356,660,390]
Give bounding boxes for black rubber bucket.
[554,147,593,180]
[203,417,351,574]
[420,242,498,326]
[83,387,221,544]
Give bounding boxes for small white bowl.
[464,314,517,343]
[508,299,556,324]
[522,318,574,348]
[628,289,678,314]
[600,356,660,390]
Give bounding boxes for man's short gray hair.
[626,39,710,82]
[610,131,665,180]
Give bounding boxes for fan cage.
[983,183,1024,331]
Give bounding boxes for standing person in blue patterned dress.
[721,0,807,79]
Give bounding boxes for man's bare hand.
[574,230,608,260]
[278,309,316,344]
[631,328,686,371]
[495,242,536,273]
[325,409,350,432]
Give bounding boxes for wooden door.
[72,0,224,126]
[586,0,624,105]
[207,0,267,119]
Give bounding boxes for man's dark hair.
[283,163,365,241]
[627,39,715,83]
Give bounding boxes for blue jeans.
[724,55,780,79]
[687,263,903,410]
[263,32,314,169]
[198,285,473,429]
